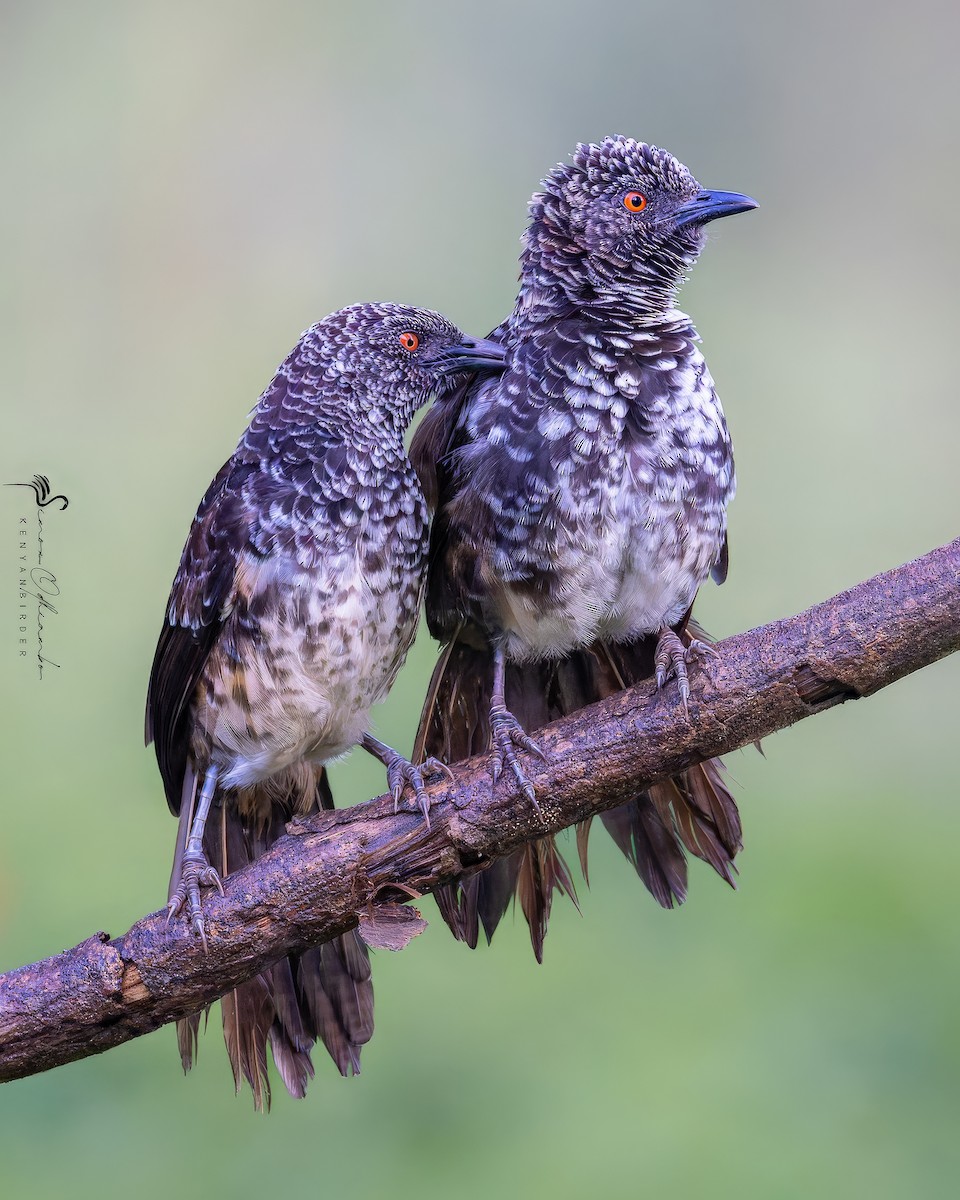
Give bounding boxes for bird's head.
[527,136,757,311]
[303,303,505,425]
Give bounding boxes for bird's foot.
[167,848,223,950]
[489,702,545,808]
[383,751,452,824]
[654,628,719,715]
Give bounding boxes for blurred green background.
[2,1,959,1196]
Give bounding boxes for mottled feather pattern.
[148,302,503,1102]
[148,306,454,806]
[442,317,735,660]
[412,136,752,955]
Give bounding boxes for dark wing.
[145,458,250,813]
[410,321,510,643]
[409,318,509,511]
[410,371,498,643]
[409,381,463,515]
[711,531,729,584]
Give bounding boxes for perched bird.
[146,302,504,1105]
[412,136,757,959]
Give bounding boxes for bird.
[145,301,505,1106]
[411,136,757,960]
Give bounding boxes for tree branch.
[2,538,958,1084]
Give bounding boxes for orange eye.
[623,191,647,212]
[399,332,420,352]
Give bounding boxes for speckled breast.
[202,464,429,788]
[490,335,734,661]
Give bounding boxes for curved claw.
[199,866,225,893]
[422,756,455,784]
[385,753,450,825]
[167,850,222,951]
[688,637,720,662]
[489,704,544,810]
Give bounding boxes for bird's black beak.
[444,336,507,373]
[675,189,758,229]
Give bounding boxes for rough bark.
[1,538,958,1084]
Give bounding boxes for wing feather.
[145,460,249,812]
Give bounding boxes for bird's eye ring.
[399,332,420,352]
[623,191,647,212]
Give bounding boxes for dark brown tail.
[415,632,742,961]
[175,770,373,1109]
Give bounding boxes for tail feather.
[415,626,743,957]
[176,1010,202,1075]
[686,756,742,858]
[475,856,523,944]
[221,975,274,1109]
[599,795,689,908]
[297,934,374,1077]
[263,957,310,1052]
[517,836,580,963]
[417,643,575,958]
[433,871,481,947]
[267,1022,314,1100]
[174,768,374,1107]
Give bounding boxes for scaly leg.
[653,626,719,715]
[361,732,452,823]
[489,642,545,807]
[168,764,223,948]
